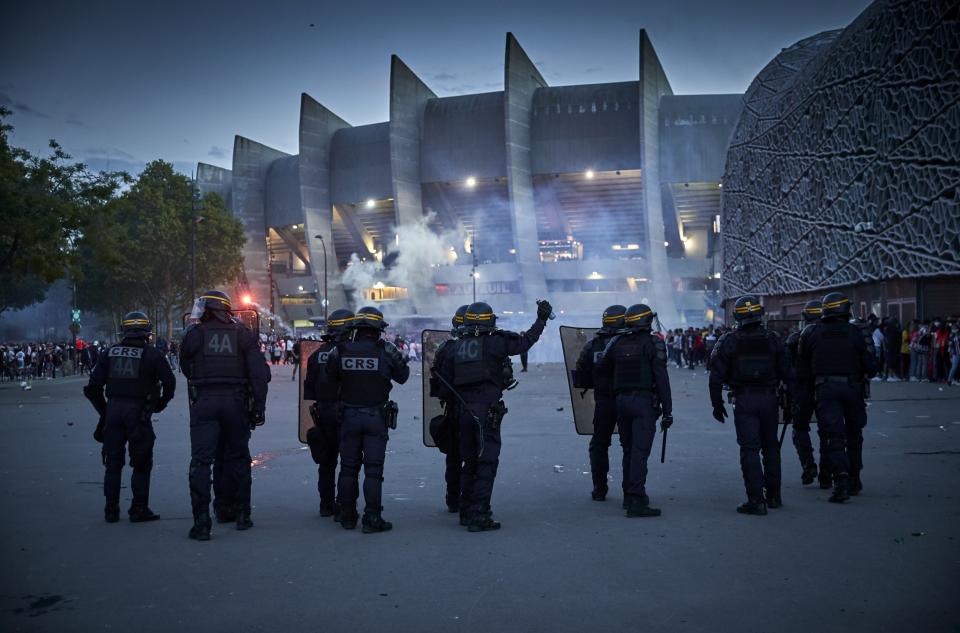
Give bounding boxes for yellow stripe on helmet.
[358,313,382,320]
[602,316,621,324]
[200,295,232,308]
[122,319,150,326]
[328,317,350,326]
[734,304,762,313]
[625,310,653,322]
[466,312,494,320]
[803,307,823,314]
[822,298,849,309]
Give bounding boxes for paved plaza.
[1,362,958,632]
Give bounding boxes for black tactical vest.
[105,341,154,399]
[189,322,248,384]
[612,334,653,393]
[591,335,616,397]
[732,330,776,385]
[309,341,339,402]
[812,321,859,377]
[338,339,391,406]
[452,335,503,388]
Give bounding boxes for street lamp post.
[189,180,204,302]
[314,234,328,323]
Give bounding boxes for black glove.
[536,300,554,321]
[93,415,105,443]
[252,410,266,427]
[153,400,168,414]
[660,413,673,431]
[712,404,727,424]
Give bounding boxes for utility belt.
[815,375,862,386]
[309,399,342,425]
[733,383,778,395]
[487,400,508,430]
[342,400,399,429]
[189,382,248,396]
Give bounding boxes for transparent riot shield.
[559,326,605,435]
[180,307,260,337]
[421,329,452,447]
[297,340,323,443]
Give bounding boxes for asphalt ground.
[1,361,958,632]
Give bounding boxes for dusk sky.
[2,0,871,177]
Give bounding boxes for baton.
[660,427,668,463]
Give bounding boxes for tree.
[74,160,245,339]
[0,107,125,316]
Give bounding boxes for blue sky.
[1,0,871,176]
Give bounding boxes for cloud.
[208,145,227,159]
[0,92,50,119]
[66,118,91,128]
[432,72,457,81]
[84,146,136,161]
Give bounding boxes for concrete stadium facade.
[720,0,960,324]
[198,31,741,327]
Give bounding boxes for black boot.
[188,511,212,541]
[361,510,393,534]
[818,471,833,490]
[445,496,460,513]
[339,507,359,530]
[736,497,768,516]
[765,489,783,509]
[459,509,472,527]
[625,494,662,517]
[104,503,120,524]
[129,506,160,523]
[214,503,236,524]
[829,475,850,503]
[319,500,340,518]
[468,512,501,532]
[801,462,818,486]
[235,504,253,530]
[848,475,863,496]
[591,484,608,501]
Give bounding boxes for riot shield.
[180,307,260,337]
[559,326,606,435]
[297,340,323,443]
[421,329,452,447]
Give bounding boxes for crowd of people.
[664,326,731,370]
[867,316,960,384]
[1,340,106,385]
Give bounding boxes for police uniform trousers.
[308,399,341,504]
[458,397,500,514]
[588,395,619,492]
[102,398,155,510]
[732,387,781,499]
[615,391,657,497]
[814,381,867,479]
[188,386,252,514]
[791,415,831,473]
[337,405,388,512]
[212,436,233,515]
[444,406,463,507]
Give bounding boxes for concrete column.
[639,30,679,323]
[504,32,549,308]
[389,55,436,229]
[299,93,350,311]
[231,136,288,309]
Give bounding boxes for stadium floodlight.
[466,176,477,188]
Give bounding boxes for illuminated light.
[612,244,622,251]
[297,285,304,292]
[241,294,253,305]
[465,176,477,188]
[585,169,595,179]
[366,199,376,209]
[714,272,721,279]
[374,281,385,289]
[509,248,516,254]
[718,183,723,188]
[588,271,602,280]
[395,234,399,246]
[626,244,639,250]
[472,271,480,279]
[664,241,670,247]
[681,235,689,243]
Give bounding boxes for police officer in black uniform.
[179,290,269,541]
[84,312,176,523]
[326,306,409,533]
[798,291,877,502]
[709,295,788,515]
[430,304,469,513]
[436,300,551,531]
[785,299,829,486]
[595,304,672,517]
[573,304,626,501]
[303,309,354,518]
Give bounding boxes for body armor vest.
[612,334,654,393]
[453,334,503,388]
[732,330,775,385]
[105,340,153,399]
[338,339,391,406]
[309,341,339,402]
[189,321,248,384]
[591,334,616,397]
[812,321,859,377]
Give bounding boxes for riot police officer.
[303,309,354,518]
[436,300,551,531]
[595,304,672,517]
[179,291,269,540]
[785,300,829,486]
[572,305,626,501]
[325,306,409,533]
[83,312,176,523]
[798,292,877,502]
[708,295,787,515]
[430,305,469,513]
